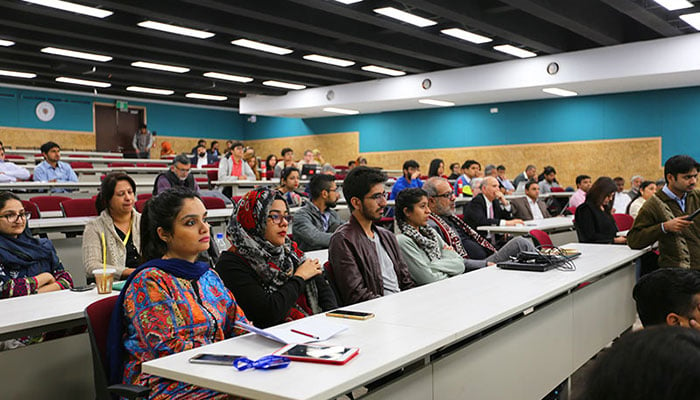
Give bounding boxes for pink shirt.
[569,189,586,208]
[230,158,243,177]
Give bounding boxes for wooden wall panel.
[0,127,95,150]
[244,132,359,166]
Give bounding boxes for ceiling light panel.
[55,76,110,87]
[419,99,455,107]
[0,39,15,47]
[131,61,190,73]
[361,65,406,76]
[680,12,700,30]
[126,86,174,95]
[303,54,355,67]
[654,0,693,11]
[0,69,36,79]
[203,72,253,83]
[493,44,537,58]
[41,47,112,62]
[23,0,113,18]
[262,80,307,90]
[231,38,293,55]
[441,28,492,44]
[185,93,228,101]
[542,87,578,97]
[334,0,363,4]
[323,107,360,115]
[137,21,215,39]
[373,7,437,27]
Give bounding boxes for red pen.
[291,329,319,339]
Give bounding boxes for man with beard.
[293,174,343,251]
[629,155,700,269]
[329,167,415,306]
[389,159,423,200]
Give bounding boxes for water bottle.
[215,233,228,254]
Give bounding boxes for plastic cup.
[93,268,116,294]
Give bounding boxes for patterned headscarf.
[226,188,321,316]
[397,219,443,262]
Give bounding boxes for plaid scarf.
[429,214,496,258]
[397,220,442,262]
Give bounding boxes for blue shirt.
[390,176,423,200]
[33,160,78,192]
[662,184,687,212]
[454,175,473,196]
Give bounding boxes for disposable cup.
[93,268,116,294]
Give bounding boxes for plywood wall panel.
[245,132,359,166]
[0,127,95,150]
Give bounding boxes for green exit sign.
[116,100,128,111]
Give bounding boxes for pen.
[291,329,319,339]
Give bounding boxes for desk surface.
[477,215,575,234]
[143,243,646,400]
[6,149,123,158]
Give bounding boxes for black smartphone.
[188,354,244,365]
[685,208,700,221]
[70,284,95,292]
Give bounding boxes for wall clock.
[36,101,56,122]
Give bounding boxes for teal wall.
[243,86,700,163]
[0,87,244,139]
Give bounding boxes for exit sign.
[116,100,128,111]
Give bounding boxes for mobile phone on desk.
[70,283,95,292]
[326,310,375,320]
[189,354,244,365]
[685,208,700,221]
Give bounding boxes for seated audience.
[454,160,481,196]
[428,158,445,178]
[390,159,423,200]
[0,147,30,182]
[496,165,515,193]
[463,177,523,233]
[153,154,200,195]
[33,141,78,192]
[296,149,315,169]
[243,146,255,160]
[278,166,304,207]
[510,181,551,220]
[568,174,592,209]
[447,162,460,180]
[612,176,632,213]
[627,174,643,198]
[512,164,536,191]
[190,139,206,155]
[107,187,248,397]
[329,167,414,306]
[0,192,73,298]
[244,153,261,180]
[395,188,464,285]
[82,173,141,281]
[628,155,700,269]
[159,141,176,157]
[312,149,325,165]
[356,156,368,166]
[293,174,342,251]
[265,154,277,177]
[217,141,255,183]
[580,326,700,400]
[627,180,657,218]
[574,177,626,244]
[537,166,560,194]
[274,147,296,178]
[208,140,220,163]
[190,144,215,168]
[215,188,336,328]
[348,160,357,170]
[632,268,700,328]
[424,178,536,269]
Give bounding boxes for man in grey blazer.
[511,181,552,221]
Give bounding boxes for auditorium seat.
[200,196,226,210]
[21,200,41,219]
[61,198,98,217]
[529,229,554,249]
[70,161,94,169]
[551,187,565,193]
[135,163,163,168]
[102,155,122,159]
[69,154,89,158]
[136,193,152,201]
[613,213,634,231]
[195,177,209,189]
[4,154,26,160]
[206,170,218,188]
[30,195,71,212]
[134,199,147,213]
[202,163,219,168]
[108,162,135,168]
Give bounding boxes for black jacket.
[463,193,514,229]
[574,202,618,244]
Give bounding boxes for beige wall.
[0,126,96,150]
[244,132,360,166]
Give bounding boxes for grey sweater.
[82,209,141,279]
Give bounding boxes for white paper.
[237,320,347,344]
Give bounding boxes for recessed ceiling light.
[41,47,112,62]
[654,0,693,11]
[361,65,406,76]
[137,21,215,39]
[441,28,492,44]
[493,44,537,58]
[56,76,110,88]
[542,87,578,97]
[185,93,228,101]
[23,0,113,18]
[231,38,293,55]
[203,72,253,83]
[373,7,437,28]
[303,54,355,67]
[131,61,190,73]
[334,0,362,4]
[0,39,15,47]
[323,107,360,115]
[126,86,174,95]
[0,69,36,79]
[680,12,700,30]
[419,99,455,107]
[262,80,306,90]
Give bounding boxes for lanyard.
[120,216,132,246]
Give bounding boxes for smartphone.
[326,310,375,320]
[70,283,95,292]
[273,344,359,365]
[188,354,244,365]
[685,208,700,221]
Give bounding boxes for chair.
[135,163,163,168]
[108,162,135,168]
[202,163,219,168]
[265,170,274,180]
[70,161,94,169]
[195,177,209,190]
[201,196,226,210]
[21,200,41,219]
[136,193,152,201]
[206,170,218,188]
[85,297,150,400]
[69,154,89,158]
[4,154,26,160]
[551,187,565,193]
[134,199,148,213]
[565,206,577,215]
[30,195,72,212]
[377,217,394,230]
[61,198,98,217]
[613,213,634,231]
[103,155,123,159]
[529,229,554,249]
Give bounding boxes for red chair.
[135,163,163,168]
[134,199,147,213]
[206,170,219,187]
[4,154,26,160]
[136,193,152,201]
[69,154,89,158]
[195,177,209,189]
[30,195,71,212]
[61,198,98,217]
[566,206,577,215]
[108,162,135,168]
[202,163,219,168]
[378,217,394,230]
[103,155,123,159]
[21,200,41,219]
[529,229,554,249]
[85,297,150,400]
[201,196,226,210]
[265,170,274,180]
[551,187,565,193]
[70,161,94,169]
[613,213,634,231]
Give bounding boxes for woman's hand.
[294,258,322,280]
[614,236,627,244]
[34,272,56,288]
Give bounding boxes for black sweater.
[215,251,337,328]
[574,202,618,244]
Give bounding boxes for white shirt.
[613,192,631,214]
[196,154,208,169]
[527,197,545,220]
[0,160,31,182]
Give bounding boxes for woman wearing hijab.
[216,188,337,329]
[106,187,248,399]
[0,192,73,298]
[395,188,464,285]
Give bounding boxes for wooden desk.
[143,243,646,400]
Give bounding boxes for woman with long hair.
[277,166,304,207]
[244,153,261,180]
[428,158,445,178]
[627,180,657,218]
[575,177,626,244]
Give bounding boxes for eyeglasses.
[267,214,293,225]
[1,212,30,222]
[432,191,454,199]
[365,192,387,202]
